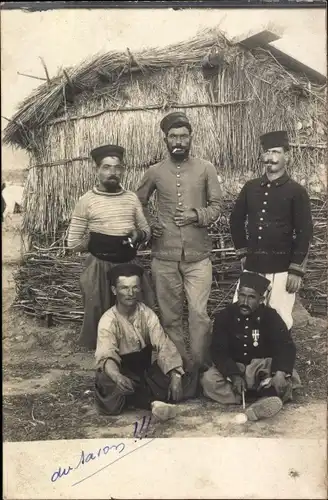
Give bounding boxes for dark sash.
[88,231,137,263]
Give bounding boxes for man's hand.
[240,256,246,271]
[168,372,183,402]
[286,274,302,294]
[231,374,246,395]
[114,374,135,394]
[271,371,288,397]
[174,208,198,227]
[151,222,164,239]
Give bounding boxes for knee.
[200,367,219,391]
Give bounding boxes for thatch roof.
[3,27,326,150]
[2,28,327,244]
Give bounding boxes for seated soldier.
[94,263,197,420]
[201,272,302,421]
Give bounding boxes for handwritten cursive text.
[51,443,125,483]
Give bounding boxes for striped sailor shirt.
[67,187,151,252]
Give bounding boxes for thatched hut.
[3,27,327,321]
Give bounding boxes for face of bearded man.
[237,286,262,316]
[165,125,192,161]
[97,156,124,192]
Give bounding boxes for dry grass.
[2,27,326,241]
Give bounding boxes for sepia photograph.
[2,2,327,498]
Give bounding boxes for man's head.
[109,263,144,308]
[237,272,271,316]
[260,131,290,176]
[160,112,192,160]
[91,144,125,192]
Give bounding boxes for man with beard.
[95,263,197,419]
[67,144,155,350]
[201,272,301,421]
[230,131,313,332]
[136,112,222,373]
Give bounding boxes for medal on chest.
[252,329,260,347]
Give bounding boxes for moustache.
[106,176,120,181]
[265,161,278,165]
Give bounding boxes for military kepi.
[90,144,125,164]
[160,112,192,134]
[260,130,290,151]
[239,272,271,296]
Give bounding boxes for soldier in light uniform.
[230,130,313,331]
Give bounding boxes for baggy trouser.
[151,257,213,367]
[94,362,199,415]
[200,358,302,405]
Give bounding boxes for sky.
[1,7,326,172]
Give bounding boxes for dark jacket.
[211,303,296,378]
[229,173,313,275]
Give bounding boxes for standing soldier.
[230,130,313,332]
[136,112,222,372]
[67,144,155,350]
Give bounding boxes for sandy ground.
[2,216,327,442]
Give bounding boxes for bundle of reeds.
[13,197,327,323]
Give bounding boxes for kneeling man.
[94,263,197,420]
[201,272,301,421]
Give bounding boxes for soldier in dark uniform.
[201,272,302,421]
[230,130,313,331]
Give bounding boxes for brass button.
[178,193,181,197]
[177,183,181,187]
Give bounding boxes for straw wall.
[21,48,326,246]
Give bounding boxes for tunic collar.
[260,172,290,187]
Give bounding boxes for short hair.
[109,263,144,287]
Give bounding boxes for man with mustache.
[201,272,301,421]
[136,112,222,374]
[67,144,155,350]
[230,131,313,332]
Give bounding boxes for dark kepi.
[90,144,125,164]
[160,112,192,134]
[239,272,271,296]
[260,131,290,151]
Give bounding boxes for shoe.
[245,396,283,421]
[151,401,177,422]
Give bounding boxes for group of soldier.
[67,111,313,423]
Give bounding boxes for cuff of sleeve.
[193,208,204,227]
[236,248,248,258]
[288,264,305,278]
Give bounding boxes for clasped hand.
[174,208,198,227]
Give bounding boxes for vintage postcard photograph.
[2,3,327,499]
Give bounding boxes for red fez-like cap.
[160,112,192,134]
[239,272,271,296]
[90,144,125,164]
[260,131,290,151]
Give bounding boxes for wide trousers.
[151,257,213,367]
[201,358,302,405]
[95,362,198,415]
[233,270,296,330]
[78,254,156,350]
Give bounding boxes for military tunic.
[210,303,296,378]
[229,173,313,276]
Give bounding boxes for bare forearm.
[104,359,121,380]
